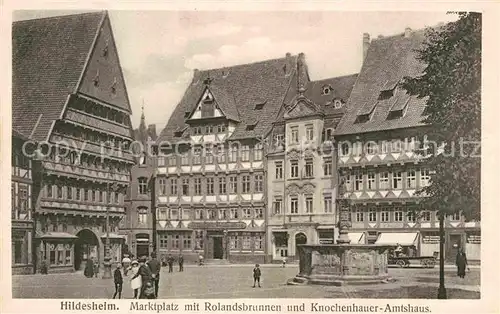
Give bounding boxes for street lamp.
[103,182,119,279]
[437,212,447,299]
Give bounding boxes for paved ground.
[12,264,480,299]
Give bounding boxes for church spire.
[138,98,148,145]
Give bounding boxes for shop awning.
[100,233,126,240]
[375,232,418,246]
[348,232,365,244]
[36,232,78,240]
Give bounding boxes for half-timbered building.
[13,12,135,273]
[334,29,480,261]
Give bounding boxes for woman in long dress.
[456,248,468,278]
[84,258,94,278]
[130,261,141,299]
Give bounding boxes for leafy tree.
[402,12,481,221]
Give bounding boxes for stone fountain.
[288,176,392,286]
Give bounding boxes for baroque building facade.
[334,29,480,261]
[12,12,135,273]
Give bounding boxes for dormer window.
[246,123,257,131]
[322,85,332,95]
[379,89,394,100]
[387,97,410,120]
[184,111,190,118]
[254,101,266,110]
[355,102,377,123]
[379,80,399,100]
[334,99,343,109]
[174,131,183,138]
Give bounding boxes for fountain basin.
[288,244,394,286]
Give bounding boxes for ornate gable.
[284,94,322,120]
[186,87,226,121]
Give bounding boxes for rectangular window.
[83,188,88,201]
[230,235,239,250]
[205,146,213,164]
[407,211,415,222]
[354,172,363,191]
[407,169,416,188]
[275,134,285,147]
[323,158,332,176]
[99,190,104,203]
[421,211,431,222]
[57,185,63,199]
[290,160,299,178]
[242,235,252,250]
[240,145,250,161]
[217,145,225,163]
[194,231,204,250]
[168,155,177,166]
[182,178,189,196]
[47,184,53,198]
[229,146,238,163]
[194,178,202,195]
[243,208,252,219]
[217,124,226,133]
[115,192,119,204]
[170,178,177,195]
[306,125,314,141]
[76,188,81,201]
[324,196,332,213]
[254,208,263,219]
[229,177,237,194]
[420,169,430,187]
[381,210,389,222]
[170,209,179,220]
[305,159,314,177]
[193,147,202,165]
[394,210,403,222]
[254,175,263,193]
[218,177,226,194]
[242,175,251,193]
[254,235,263,250]
[207,178,214,195]
[138,178,148,195]
[218,209,227,220]
[345,175,352,191]
[183,235,192,250]
[379,172,389,189]
[367,172,375,190]
[368,208,377,222]
[230,208,239,219]
[355,210,364,222]
[449,212,461,221]
[138,211,148,224]
[195,209,204,220]
[67,187,73,200]
[159,178,167,195]
[392,171,402,189]
[91,190,96,202]
[159,234,168,249]
[206,125,213,134]
[273,197,282,215]
[381,141,390,154]
[275,161,283,179]
[173,235,180,249]
[291,127,299,144]
[181,153,189,166]
[290,196,299,214]
[208,209,217,220]
[254,144,263,161]
[157,156,166,167]
[305,196,313,213]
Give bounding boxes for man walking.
[167,254,174,273]
[148,252,161,298]
[178,254,184,272]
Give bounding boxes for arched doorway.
[295,232,307,260]
[136,233,150,258]
[74,229,99,271]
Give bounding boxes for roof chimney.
[193,68,200,84]
[404,27,412,38]
[297,52,308,91]
[363,33,370,61]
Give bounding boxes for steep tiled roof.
[305,74,358,116]
[157,56,298,143]
[12,12,105,142]
[335,30,428,136]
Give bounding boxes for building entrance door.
[213,237,223,259]
[448,234,462,261]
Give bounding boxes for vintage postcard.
[1,1,499,314]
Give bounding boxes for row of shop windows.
[338,137,424,157]
[157,175,264,196]
[344,169,431,191]
[158,232,265,251]
[154,207,264,221]
[43,243,72,266]
[352,209,461,223]
[43,184,122,204]
[159,144,264,166]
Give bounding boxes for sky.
[13,10,458,130]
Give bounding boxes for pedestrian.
[198,254,204,266]
[148,252,161,298]
[395,243,403,257]
[122,254,131,276]
[252,264,261,288]
[178,254,184,272]
[456,248,469,279]
[113,263,123,299]
[137,256,153,299]
[167,254,174,273]
[84,258,94,278]
[282,257,287,268]
[130,260,141,299]
[93,258,99,277]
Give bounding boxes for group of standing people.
[112,252,162,299]
[162,254,184,272]
[83,257,100,278]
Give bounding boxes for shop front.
[37,232,78,273]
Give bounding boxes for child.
[282,257,287,268]
[252,264,261,288]
[113,263,123,299]
[130,260,141,299]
